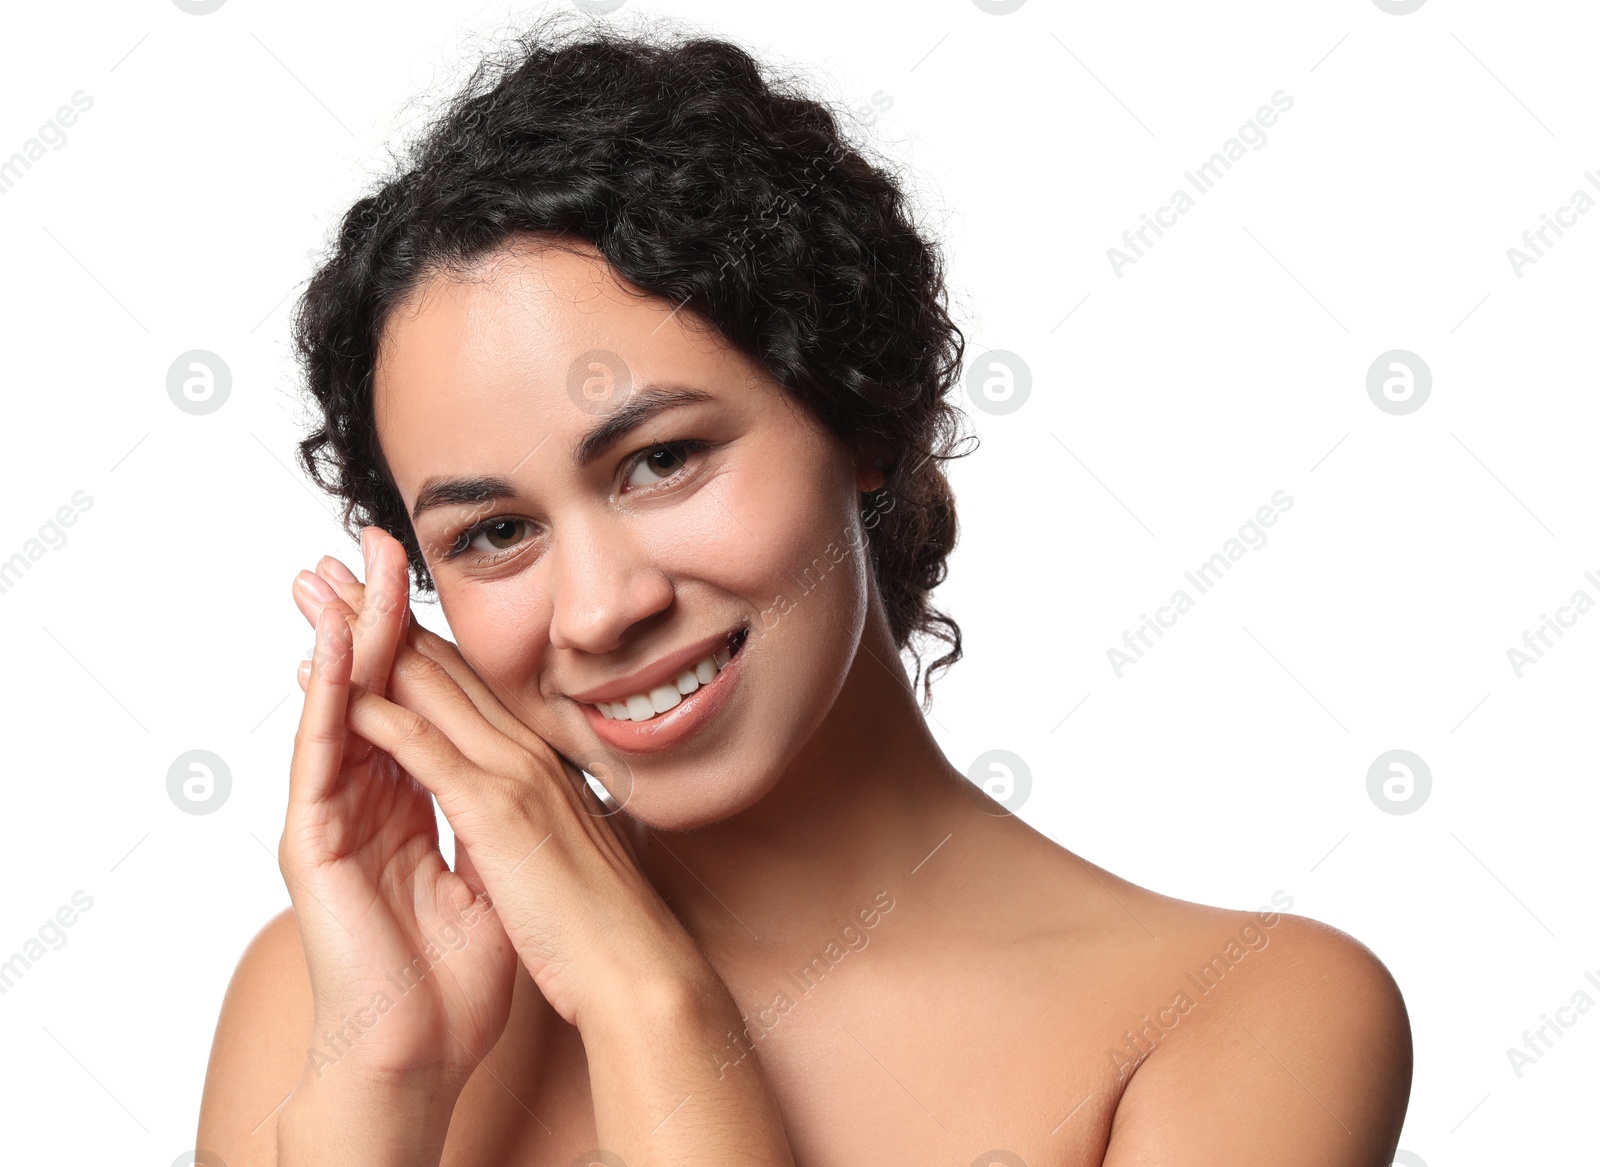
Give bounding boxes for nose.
[545,510,674,656]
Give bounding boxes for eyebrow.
[409,383,716,523]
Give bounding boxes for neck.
[623,608,976,975]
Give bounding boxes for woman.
[197,14,1412,1165]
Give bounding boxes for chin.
[587,751,785,833]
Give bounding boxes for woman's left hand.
[292,527,707,1031]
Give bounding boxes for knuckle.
[398,709,435,749]
[291,724,334,754]
[396,644,449,685]
[499,742,543,787]
[486,766,539,817]
[428,633,467,664]
[276,831,302,881]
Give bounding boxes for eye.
[622,439,709,492]
[446,517,533,564]
[441,439,710,566]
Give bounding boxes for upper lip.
[565,624,746,705]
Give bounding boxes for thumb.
[451,836,493,907]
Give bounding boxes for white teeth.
[649,684,682,714]
[592,641,740,722]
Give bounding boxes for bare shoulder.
[1009,840,1410,1165]
[1099,890,1413,1166]
[195,906,314,1167]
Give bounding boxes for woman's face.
[372,236,883,829]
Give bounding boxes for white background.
[0,0,1594,1162]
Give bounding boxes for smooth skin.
[196,237,1412,1166]
[279,532,791,1166]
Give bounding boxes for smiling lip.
[566,624,747,705]
[578,630,747,754]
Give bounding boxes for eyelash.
[442,438,712,565]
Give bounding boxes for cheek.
[697,470,869,687]
[437,585,547,702]
[680,455,865,615]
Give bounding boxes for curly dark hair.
[290,11,974,709]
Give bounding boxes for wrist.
[573,952,729,1038]
[278,1065,468,1167]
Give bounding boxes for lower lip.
[577,635,747,754]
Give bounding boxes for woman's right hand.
[280,528,519,1093]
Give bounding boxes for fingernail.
[361,527,374,566]
[297,659,312,684]
[295,571,336,604]
[322,556,357,584]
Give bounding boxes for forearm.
[580,962,796,1167]
[276,1066,467,1167]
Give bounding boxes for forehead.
[371,237,747,499]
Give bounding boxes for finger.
[316,559,492,701]
[314,553,373,618]
[289,607,353,807]
[343,686,519,837]
[289,583,369,737]
[295,587,556,772]
[349,527,408,698]
[314,560,561,753]
[396,638,555,757]
[290,573,362,670]
[380,634,531,776]
[303,558,543,755]
[291,533,408,704]
[452,837,493,904]
[401,628,567,754]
